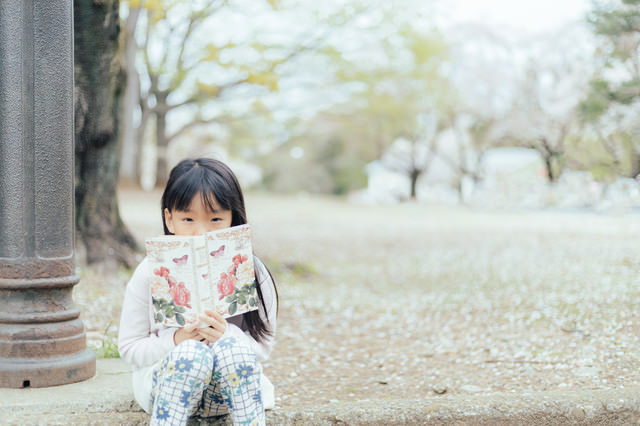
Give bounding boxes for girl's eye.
[211,218,221,222]
[182,218,193,222]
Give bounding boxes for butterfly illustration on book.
[210,245,225,258]
[172,254,188,265]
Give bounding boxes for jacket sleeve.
[225,257,277,362]
[118,258,177,368]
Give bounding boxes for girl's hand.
[195,309,227,345]
[173,321,201,345]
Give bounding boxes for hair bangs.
[167,167,205,212]
[200,172,232,213]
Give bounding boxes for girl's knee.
[174,339,211,357]
[211,336,259,372]
[212,336,254,357]
[166,339,214,380]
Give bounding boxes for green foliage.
[581,0,640,178]
[331,165,367,195]
[579,79,613,120]
[401,27,449,69]
[565,127,638,181]
[257,18,454,195]
[585,1,640,116]
[616,78,640,103]
[321,23,454,187]
[313,137,368,195]
[270,259,318,281]
[89,322,120,359]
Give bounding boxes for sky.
[444,0,592,33]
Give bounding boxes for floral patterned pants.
[150,337,264,426]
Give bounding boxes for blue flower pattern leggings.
[150,337,264,425]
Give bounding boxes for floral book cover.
[145,224,258,327]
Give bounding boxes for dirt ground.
[75,189,640,409]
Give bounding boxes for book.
[144,224,259,327]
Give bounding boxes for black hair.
[161,157,277,342]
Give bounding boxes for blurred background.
[75,1,640,401]
[113,0,640,208]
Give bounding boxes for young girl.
[118,158,278,425]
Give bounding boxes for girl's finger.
[198,313,225,330]
[183,321,200,333]
[197,326,220,337]
[204,308,226,323]
[197,327,224,341]
[197,313,216,328]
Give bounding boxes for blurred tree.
[120,0,352,188]
[325,19,453,198]
[442,25,519,198]
[434,112,488,201]
[581,0,640,177]
[496,28,594,183]
[280,113,369,195]
[75,0,139,268]
[119,3,143,186]
[501,65,573,182]
[565,125,635,181]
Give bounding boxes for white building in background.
[362,160,412,203]
[361,146,548,207]
[361,145,640,211]
[598,177,640,212]
[358,135,465,204]
[548,171,602,209]
[468,147,548,209]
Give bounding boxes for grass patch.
[268,259,319,281]
[88,322,120,359]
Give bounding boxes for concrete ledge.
[2,359,639,425]
[2,359,145,425]
[266,389,640,425]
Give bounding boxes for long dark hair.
[161,157,277,342]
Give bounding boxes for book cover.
[145,224,259,326]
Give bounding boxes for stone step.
[2,359,639,425]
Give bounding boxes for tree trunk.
[631,148,640,178]
[155,104,169,187]
[118,6,142,186]
[74,0,140,269]
[544,155,554,183]
[409,169,420,200]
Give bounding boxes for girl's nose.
[195,222,208,236]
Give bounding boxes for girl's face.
[164,192,232,236]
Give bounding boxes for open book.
[145,224,259,327]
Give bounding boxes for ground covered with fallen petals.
[75,190,640,409]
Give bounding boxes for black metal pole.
[0,0,96,388]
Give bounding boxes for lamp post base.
[0,276,96,388]
[0,349,96,388]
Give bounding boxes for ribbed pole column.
[0,0,96,388]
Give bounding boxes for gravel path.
[76,190,640,410]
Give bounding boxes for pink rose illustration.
[217,272,236,300]
[227,263,238,276]
[167,275,177,287]
[154,266,171,278]
[232,254,248,265]
[170,282,192,308]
